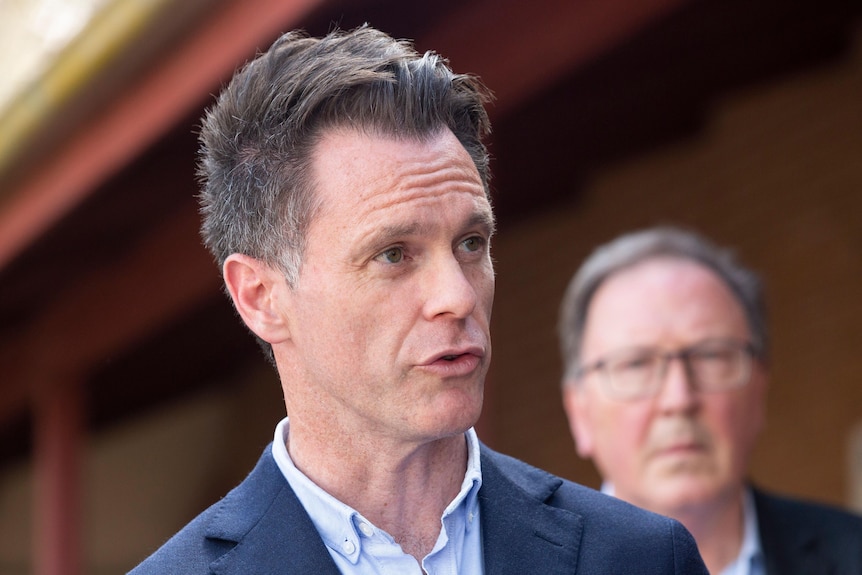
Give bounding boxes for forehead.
[308,127,489,227]
[584,257,750,349]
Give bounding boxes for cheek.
[705,392,764,461]
[470,264,495,315]
[592,403,652,468]
[482,276,495,311]
[612,409,651,448]
[295,283,372,357]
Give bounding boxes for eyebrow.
[360,207,496,254]
[470,208,497,238]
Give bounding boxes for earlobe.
[562,384,594,459]
[223,254,291,344]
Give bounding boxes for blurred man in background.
[559,226,862,574]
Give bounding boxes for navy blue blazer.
[130,444,707,574]
[754,487,862,575]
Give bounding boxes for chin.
[654,477,723,511]
[442,405,483,435]
[422,399,483,440]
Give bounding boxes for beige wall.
[0,363,282,574]
[489,26,862,508]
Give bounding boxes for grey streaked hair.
[558,226,768,382]
[198,25,493,283]
[197,25,493,363]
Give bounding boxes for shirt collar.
[445,424,482,521]
[721,488,764,575]
[271,417,483,563]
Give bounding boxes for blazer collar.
[205,446,341,575]
[203,443,586,575]
[479,447,584,574]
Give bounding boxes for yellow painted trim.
[0,0,176,186]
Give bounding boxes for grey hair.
[196,25,493,362]
[198,25,493,282]
[558,226,768,382]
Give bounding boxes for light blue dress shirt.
[272,417,484,574]
[602,482,764,575]
[718,489,765,575]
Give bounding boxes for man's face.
[279,127,495,447]
[563,258,767,516]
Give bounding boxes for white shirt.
[272,417,485,574]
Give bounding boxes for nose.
[655,355,700,413]
[422,254,478,320]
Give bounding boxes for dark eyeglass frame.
[574,338,760,401]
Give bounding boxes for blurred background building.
[1,0,861,573]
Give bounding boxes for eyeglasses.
[575,339,758,401]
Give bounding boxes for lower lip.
[656,445,703,458]
[424,354,481,377]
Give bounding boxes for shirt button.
[342,540,356,554]
[468,512,475,523]
[358,522,374,537]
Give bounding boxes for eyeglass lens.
[603,340,752,399]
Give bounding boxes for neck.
[287,418,469,561]
[671,490,746,574]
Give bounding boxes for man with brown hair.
[131,28,707,574]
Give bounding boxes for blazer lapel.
[479,448,584,575]
[206,447,341,575]
[755,488,835,575]
[203,444,587,574]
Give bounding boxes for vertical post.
[33,379,83,575]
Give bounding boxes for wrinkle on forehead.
[586,258,750,351]
[314,127,484,202]
[363,208,496,248]
[308,126,493,259]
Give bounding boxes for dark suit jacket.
[754,487,862,575]
[130,444,707,574]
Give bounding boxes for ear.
[562,383,595,459]
[223,254,292,345]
